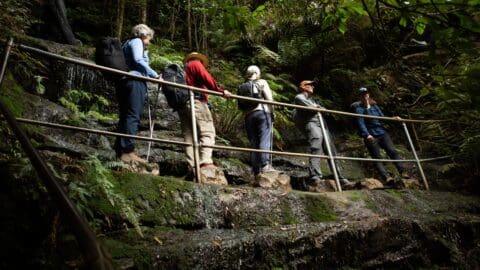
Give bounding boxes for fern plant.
[83,155,144,237]
[59,89,117,124]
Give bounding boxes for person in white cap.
[241,65,278,176]
[294,80,350,185]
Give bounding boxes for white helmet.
[246,65,261,78]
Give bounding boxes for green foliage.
[148,39,185,71]
[0,73,25,117]
[59,89,117,124]
[76,155,144,237]
[303,195,337,222]
[0,0,36,39]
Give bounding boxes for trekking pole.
[270,112,274,165]
[146,80,163,161]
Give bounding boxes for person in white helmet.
[240,65,278,176]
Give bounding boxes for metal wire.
[7,117,450,163]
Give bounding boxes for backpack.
[237,80,263,111]
[94,37,129,81]
[161,63,189,111]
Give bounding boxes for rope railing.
[9,41,452,190]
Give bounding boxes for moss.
[279,200,298,225]
[0,72,25,117]
[102,238,152,269]
[386,189,403,198]
[347,191,366,202]
[112,172,199,225]
[216,157,247,171]
[303,194,337,222]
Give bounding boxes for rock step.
[92,172,480,230]
[103,216,480,269]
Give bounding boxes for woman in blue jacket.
[115,24,159,164]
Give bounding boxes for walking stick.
[146,83,162,161]
[270,113,274,165]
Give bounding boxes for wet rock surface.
[98,175,480,269]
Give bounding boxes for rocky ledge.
[95,172,480,269]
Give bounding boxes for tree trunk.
[169,0,180,40]
[202,12,207,54]
[115,0,126,39]
[187,0,192,50]
[140,0,147,24]
[49,0,79,45]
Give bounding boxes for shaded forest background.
[0,0,479,187]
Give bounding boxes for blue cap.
[357,87,368,95]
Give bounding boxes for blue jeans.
[114,79,147,155]
[245,110,272,174]
[365,132,405,180]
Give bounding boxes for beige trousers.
[178,100,215,168]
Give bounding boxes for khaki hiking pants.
[178,100,215,168]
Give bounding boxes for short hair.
[131,24,154,39]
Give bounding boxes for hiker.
[352,87,409,182]
[294,80,350,184]
[114,24,159,164]
[240,65,278,176]
[179,52,231,171]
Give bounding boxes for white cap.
[246,65,261,80]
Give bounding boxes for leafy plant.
[82,155,143,237]
[59,89,117,123]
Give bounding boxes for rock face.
[95,173,480,269]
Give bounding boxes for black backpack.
[237,80,263,111]
[161,63,189,111]
[95,37,129,81]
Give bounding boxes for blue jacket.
[352,101,386,138]
[123,38,158,78]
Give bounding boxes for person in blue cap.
[352,87,409,182]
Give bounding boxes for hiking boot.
[310,175,324,182]
[339,177,351,186]
[401,171,410,179]
[200,163,216,169]
[385,176,395,185]
[260,164,280,174]
[128,152,146,164]
[120,153,132,163]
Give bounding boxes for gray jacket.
[293,92,324,128]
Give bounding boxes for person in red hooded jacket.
[179,52,231,172]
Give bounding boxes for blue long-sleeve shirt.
[123,38,158,78]
[353,102,386,138]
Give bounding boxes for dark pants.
[245,110,272,174]
[305,121,345,179]
[365,132,405,180]
[114,79,147,155]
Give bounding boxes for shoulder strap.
[252,80,264,99]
